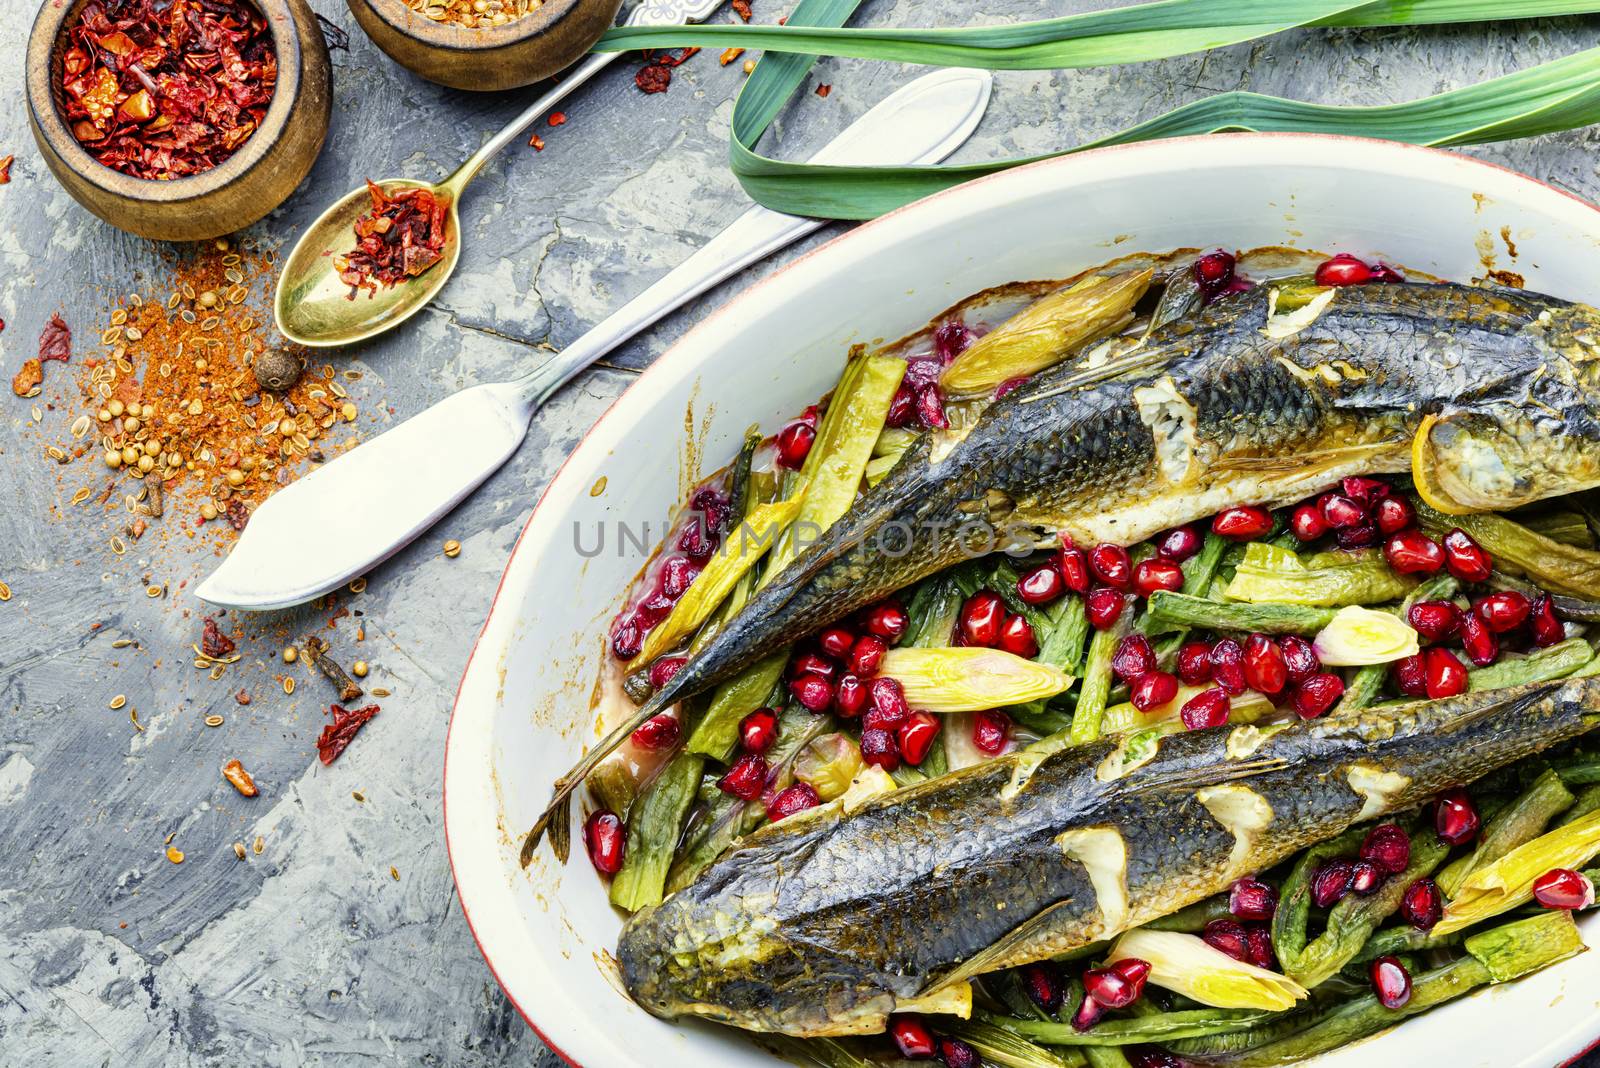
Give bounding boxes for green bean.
[609,750,705,911]
[1568,648,1600,678]
[1070,603,1130,744]
[1146,591,1337,635]
[1552,593,1600,623]
[685,653,788,761]
[990,1008,1279,1046]
[1520,508,1597,549]
[1401,572,1460,612]
[1140,533,1227,638]
[1039,595,1091,674]
[949,1020,1082,1068]
[1225,543,1415,606]
[1271,826,1368,974]
[1467,638,1593,693]
[1332,664,1386,715]
[1438,768,1573,896]
[1351,925,1466,963]
[1557,783,1600,827]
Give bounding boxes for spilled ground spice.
[56,238,361,533]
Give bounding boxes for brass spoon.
[275,0,724,348]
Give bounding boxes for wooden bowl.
[26,0,332,242]
[345,0,621,92]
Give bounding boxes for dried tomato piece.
[317,703,380,765]
[39,313,71,363]
[635,64,671,94]
[201,616,236,659]
[11,358,42,397]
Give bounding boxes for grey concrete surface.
[4,1,1600,1065]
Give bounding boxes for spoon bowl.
[274,176,464,348]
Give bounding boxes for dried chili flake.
[224,498,250,531]
[336,181,448,299]
[528,133,545,152]
[200,616,236,659]
[39,314,71,363]
[222,758,258,796]
[658,47,699,68]
[235,689,251,705]
[635,64,671,94]
[12,360,42,397]
[548,111,567,126]
[731,0,752,20]
[59,0,277,181]
[719,47,745,66]
[815,83,832,98]
[317,703,380,765]
[0,155,12,184]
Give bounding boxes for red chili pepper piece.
[316,703,380,765]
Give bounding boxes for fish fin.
[1121,755,1291,797]
[919,898,1083,995]
[1211,436,1406,475]
[1016,347,1185,405]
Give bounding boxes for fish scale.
[528,280,1600,859]
[620,678,1600,1036]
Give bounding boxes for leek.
[1436,807,1600,934]
[1225,543,1415,606]
[1311,605,1419,666]
[882,646,1073,712]
[1107,929,1309,1011]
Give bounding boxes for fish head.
[1414,303,1600,513]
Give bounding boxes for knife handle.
[512,67,992,409]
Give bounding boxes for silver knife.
[197,68,993,610]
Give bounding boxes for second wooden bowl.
[346,0,621,91]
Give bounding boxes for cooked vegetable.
[1068,609,1128,743]
[1437,768,1573,896]
[1468,638,1594,692]
[1145,591,1336,635]
[610,751,705,911]
[1436,807,1600,934]
[1415,498,1600,599]
[1312,605,1419,666]
[794,732,866,801]
[881,646,1073,713]
[989,1006,1276,1047]
[1225,544,1416,607]
[1107,930,1307,1011]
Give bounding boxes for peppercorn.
[252,348,302,392]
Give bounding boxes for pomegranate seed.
[864,601,910,642]
[1158,525,1203,561]
[1127,1050,1185,1068]
[886,384,916,428]
[1457,612,1498,667]
[660,555,699,598]
[933,319,974,361]
[1111,956,1152,990]
[1279,635,1320,684]
[611,614,643,660]
[998,614,1039,658]
[1020,962,1063,1014]
[768,783,820,821]
[718,754,768,800]
[1312,860,1355,908]
[1372,496,1414,535]
[1242,633,1288,695]
[850,635,888,677]
[1383,529,1444,575]
[1212,505,1274,541]
[974,710,1011,754]
[868,677,909,723]
[1392,653,1427,697]
[995,375,1030,399]
[889,1015,937,1059]
[1315,253,1373,287]
[635,589,675,627]
[1086,587,1126,630]
[631,713,681,750]
[1070,994,1105,1033]
[1350,860,1384,895]
[1017,564,1065,605]
[1369,262,1406,283]
[938,1039,981,1068]
[790,652,836,680]
[648,656,687,690]
[862,703,905,732]
[1177,641,1214,685]
[1180,688,1230,730]
[833,674,867,718]
[1130,671,1179,712]
[774,421,815,468]
[1058,546,1091,593]
[739,708,780,753]
[1112,635,1157,681]
[1423,647,1468,699]
[1336,524,1381,550]
[583,810,625,874]
[1202,918,1250,962]
[1400,877,1443,930]
[960,591,1006,647]
[1531,595,1565,647]
[859,728,900,771]
[1361,823,1411,875]
[1083,967,1139,1009]
[1442,528,1492,582]
[1291,673,1345,719]
[915,384,947,429]
[1533,868,1596,910]
[1435,788,1480,845]
[676,515,718,560]
[1407,600,1462,643]
[1089,544,1132,588]
[1290,504,1328,542]
[1193,249,1236,287]
[1370,955,1412,1009]
[1474,590,1531,634]
[819,626,855,659]
[1342,476,1391,504]
[1229,876,1278,921]
[790,672,834,712]
[1210,639,1247,694]
[1319,493,1367,530]
[897,712,941,766]
[1246,926,1276,970]
[1133,558,1185,597]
